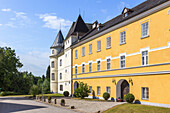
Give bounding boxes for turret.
[50,30,64,55]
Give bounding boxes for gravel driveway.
[0,97,80,113]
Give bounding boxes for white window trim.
[141,50,149,66]
[106,37,111,49]
[97,86,100,95]
[97,40,101,52]
[82,47,85,56]
[106,58,111,70]
[141,21,149,39]
[106,86,111,94]
[141,87,149,100]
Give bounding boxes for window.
[60,85,63,91]
[75,50,78,59]
[89,44,92,54]
[75,66,77,75]
[89,86,92,94]
[60,73,62,80]
[107,58,111,70]
[82,64,85,73]
[106,87,111,94]
[142,87,149,100]
[60,59,62,66]
[51,61,54,68]
[82,47,85,56]
[106,37,111,48]
[120,55,125,68]
[97,86,100,95]
[97,40,101,51]
[52,50,54,54]
[65,69,67,73]
[142,51,148,66]
[52,73,55,80]
[97,61,100,71]
[89,62,92,72]
[141,22,149,38]
[124,13,128,17]
[120,31,126,44]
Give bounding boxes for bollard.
[54,99,57,104]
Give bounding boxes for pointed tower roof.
[51,30,64,48]
[65,15,90,40]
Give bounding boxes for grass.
[38,93,64,97]
[103,103,170,113]
[0,95,31,97]
[0,93,64,97]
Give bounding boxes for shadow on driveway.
[0,102,46,113]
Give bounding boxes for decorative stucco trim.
[72,43,170,68]
[72,70,170,80]
[141,101,170,108]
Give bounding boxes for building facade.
[50,15,92,94]
[72,0,170,107]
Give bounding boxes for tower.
[50,30,64,93]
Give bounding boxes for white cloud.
[1,8,11,12]
[0,24,2,26]
[14,11,28,20]
[101,9,107,13]
[38,13,72,31]
[19,51,50,76]
[5,22,17,28]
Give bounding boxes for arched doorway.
[116,79,129,101]
[74,81,79,92]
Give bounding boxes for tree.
[0,47,23,91]
[46,65,50,80]
[73,82,90,99]
[42,75,45,81]
[30,85,39,97]
[43,79,50,94]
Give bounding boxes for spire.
[51,30,64,48]
[72,15,89,34]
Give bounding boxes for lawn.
[103,103,170,113]
[38,93,63,97]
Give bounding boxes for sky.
[0,0,145,76]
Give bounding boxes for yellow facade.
[72,3,170,107]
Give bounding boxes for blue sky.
[0,0,145,76]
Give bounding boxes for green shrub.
[39,96,42,101]
[0,92,6,96]
[48,96,51,103]
[60,99,65,106]
[29,85,39,97]
[103,92,110,100]
[124,93,135,103]
[63,91,69,97]
[73,82,90,99]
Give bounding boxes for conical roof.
[65,15,90,40]
[51,30,64,48]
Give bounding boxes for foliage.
[124,93,135,103]
[0,92,6,96]
[43,79,50,94]
[39,96,42,101]
[60,99,65,106]
[29,85,39,97]
[46,65,50,80]
[48,96,51,103]
[63,91,69,97]
[73,82,90,99]
[103,92,110,100]
[42,75,45,81]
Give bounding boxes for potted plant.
[60,99,65,106]
[117,97,122,102]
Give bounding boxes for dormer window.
[92,20,98,29]
[122,7,133,18]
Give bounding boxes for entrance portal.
[116,79,129,101]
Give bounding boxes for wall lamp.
[112,79,116,85]
[129,78,133,85]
